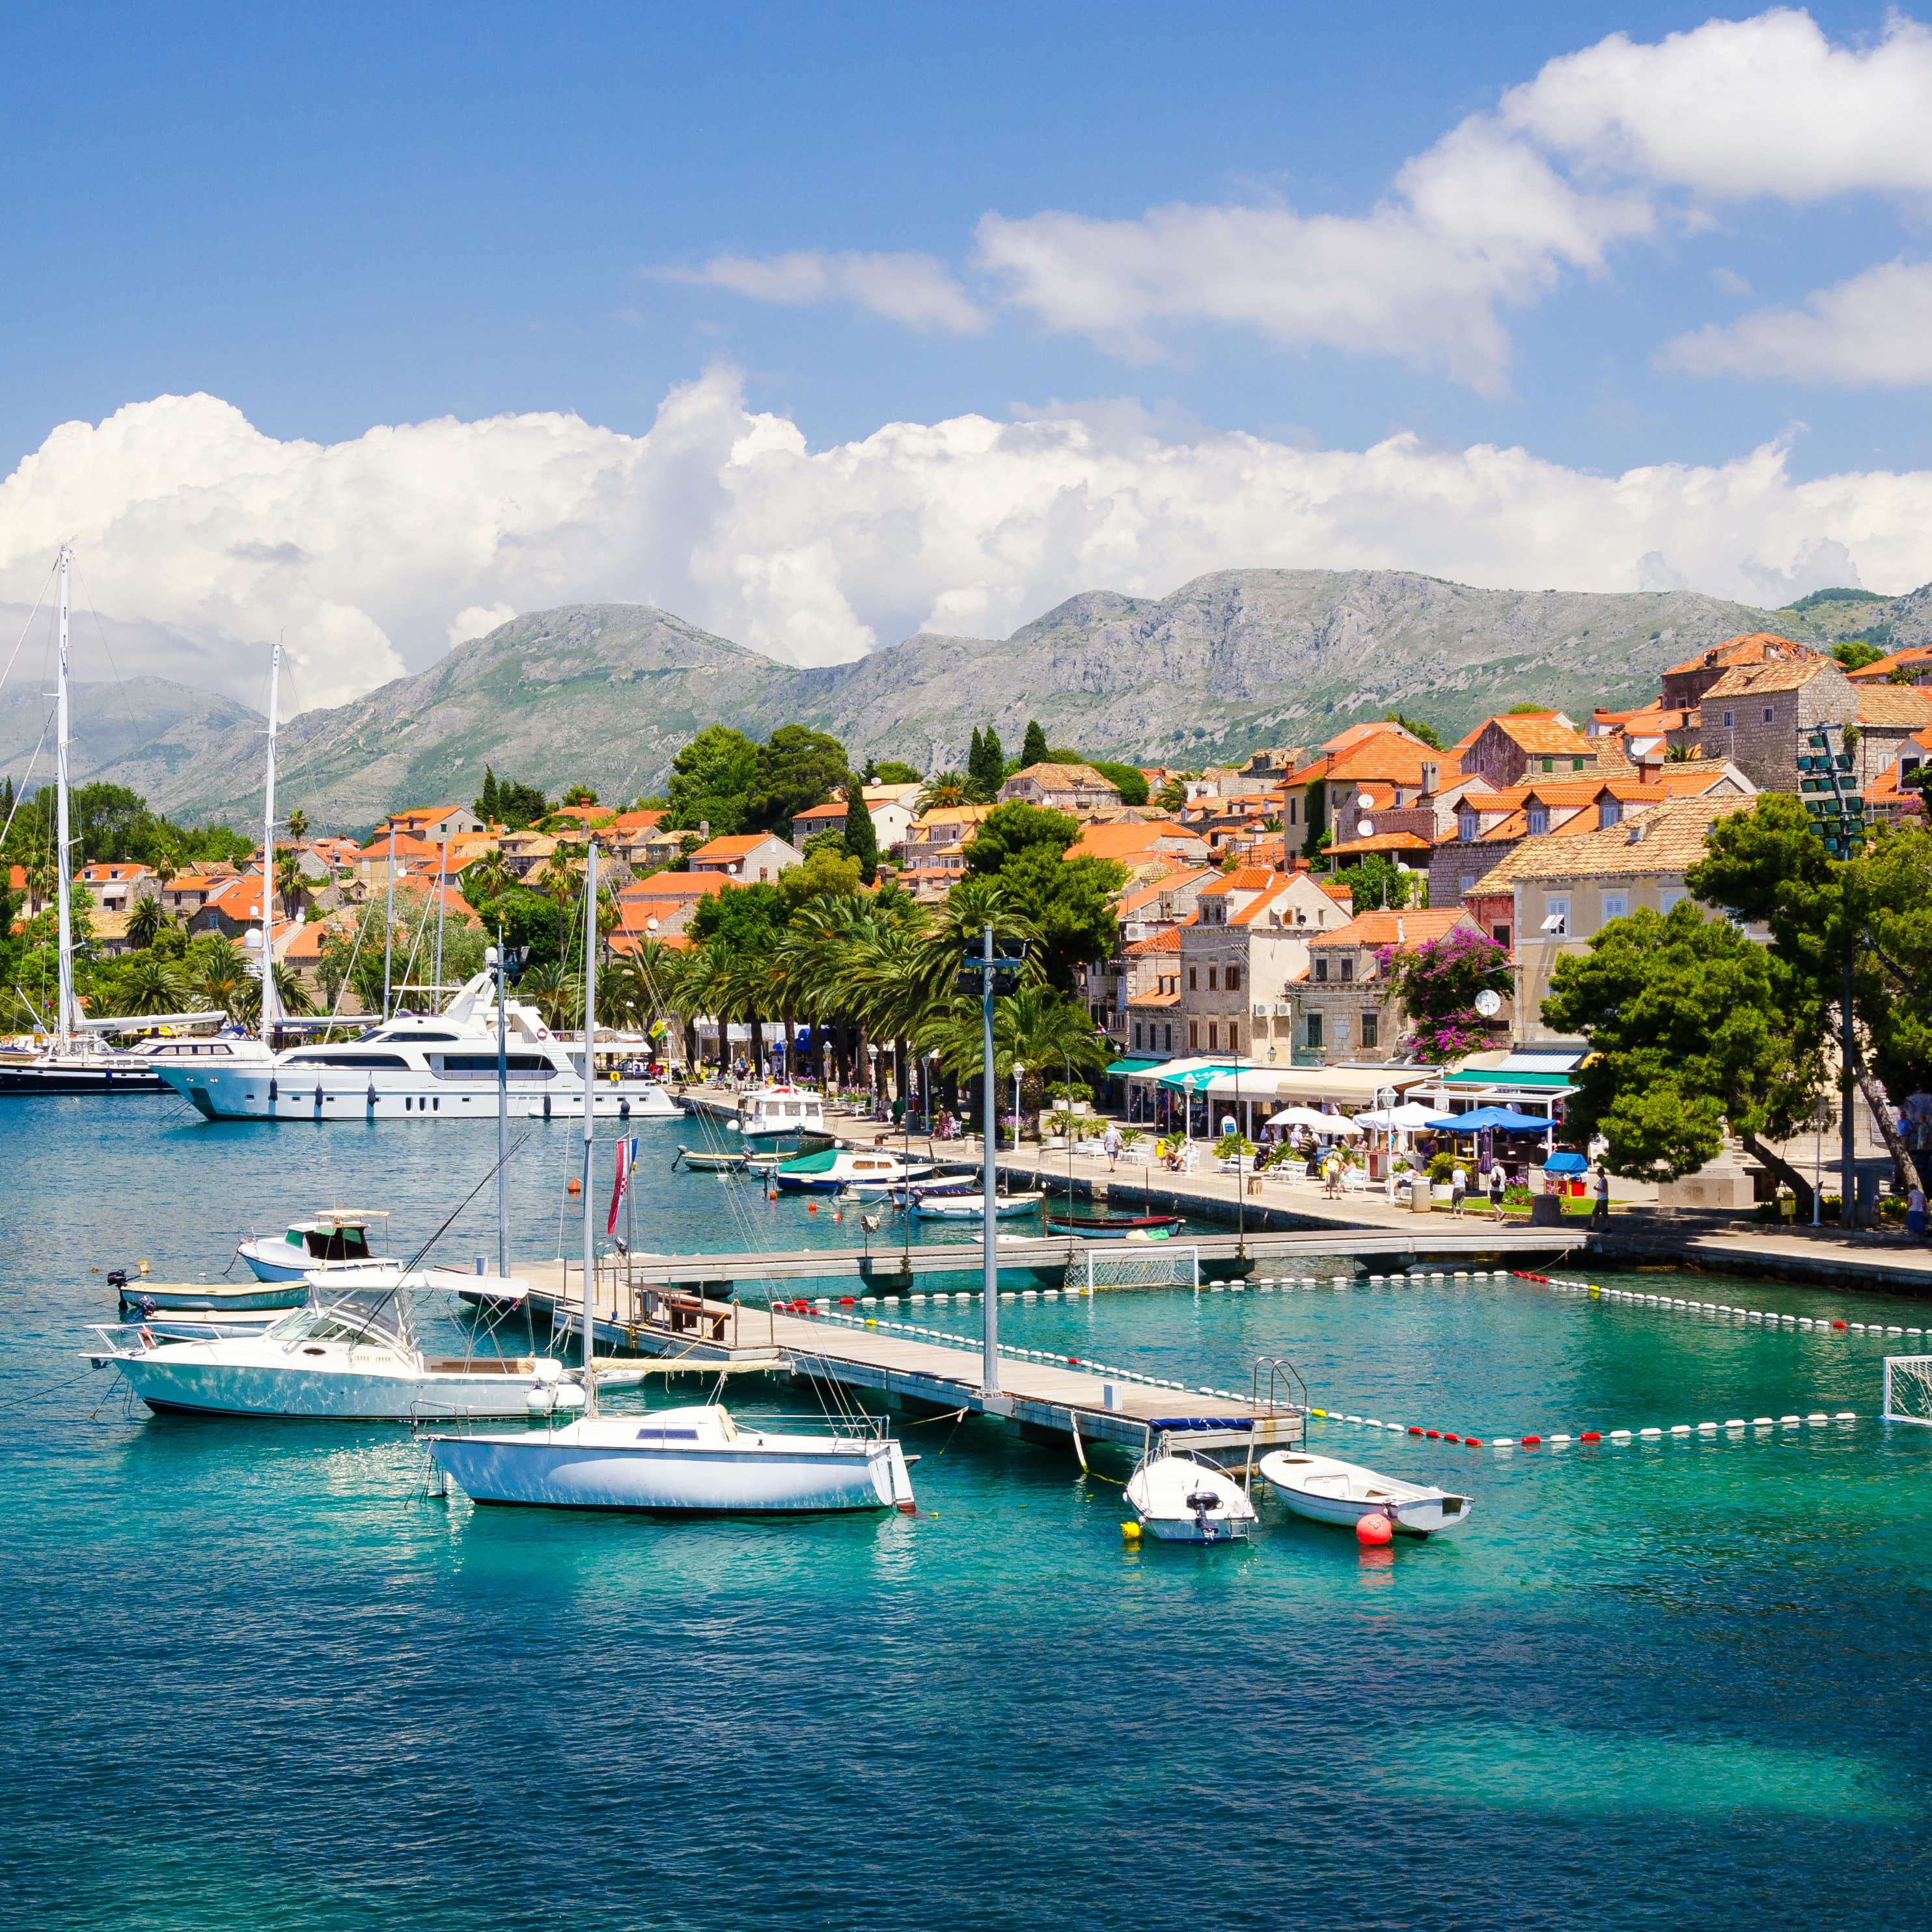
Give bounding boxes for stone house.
[1296,908,1478,1063]
[1178,871,1353,1060]
[1660,632,1818,712]
[1457,712,1596,790]
[1696,657,1858,792]
[1854,685,1932,786]
[76,863,157,915]
[687,831,804,883]
[997,762,1122,815]
[613,871,728,941]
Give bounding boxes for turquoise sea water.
[7,1097,1932,1929]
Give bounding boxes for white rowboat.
[1125,1447,1256,1543]
[1259,1450,1474,1537]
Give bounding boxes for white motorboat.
[426,1403,917,1513]
[1125,1445,1258,1543]
[1259,1450,1474,1537]
[734,1083,829,1143]
[907,1190,1043,1220]
[154,969,680,1122]
[236,1210,401,1282]
[773,1148,936,1194]
[85,1278,549,1421]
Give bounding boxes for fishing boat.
[907,1191,1044,1220]
[85,1278,551,1421]
[1043,1213,1184,1239]
[116,1275,310,1314]
[235,1211,399,1282]
[1125,1443,1257,1543]
[427,1403,917,1513]
[773,1148,936,1194]
[1258,1450,1474,1537]
[672,1146,748,1173]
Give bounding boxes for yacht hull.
[102,1353,538,1421]
[429,1431,914,1513]
[0,1062,169,1094]
[121,1279,310,1311]
[162,1064,679,1122]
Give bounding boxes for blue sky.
[5,4,1932,706]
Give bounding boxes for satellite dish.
[1475,989,1502,1018]
[1356,792,1375,812]
[1356,819,1374,839]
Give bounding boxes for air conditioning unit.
[1273,1000,1295,1017]
[1251,1002,1270,1019]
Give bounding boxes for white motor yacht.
[1126,1444,1258,1543]
[773,1148,936,1194]
[85,1277,548,1421]
[155,969,682,1122]
[1259,1450,1474,1537]
[427,1403,917,1513]
[734,1083,829,1142]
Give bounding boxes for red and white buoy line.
[1509,1269,1925,1344]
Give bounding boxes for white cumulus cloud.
[1660,258,1932,386]
[3,371,1931,719]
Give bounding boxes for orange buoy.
[807,1201,818,1214]
[1357,1511,1393,1546]
[567,1178,581,1195]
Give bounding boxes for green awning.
[1439,1069,1575,1088]
[1157,1062,1247,1092]
[1105,1057,1161,1075]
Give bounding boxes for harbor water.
[5,1097,1932,1929]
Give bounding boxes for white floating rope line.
[1299,1398,1858,1448]
[1511,1271,1918,1338]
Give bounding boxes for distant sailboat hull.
[0,1060,169,1094]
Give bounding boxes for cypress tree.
[979,723,1006,794]
[966,728,984,792]
[843,782,879,884]
[1021,719,1049,766]
[476,766,501,824]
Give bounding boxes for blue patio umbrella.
[1421,1106,1552,1133]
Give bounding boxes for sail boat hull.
[0,1061,169,1094]
[428,1414,915,1512]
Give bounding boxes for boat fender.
[1120,1521,1142,1544]
[1357,1512,1392,1546]
[268,1079,278,1104]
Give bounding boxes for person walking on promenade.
[1907,1183,1927,1242]
[1103,1122,1123,1171]
[1451,1162,1468,1218]
[1489,1163,1508,1222]
[1590,1162,1611,1229]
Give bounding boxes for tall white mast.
[581,839,600,1418]
[53,547,75,1051]
[259,638,283,1047]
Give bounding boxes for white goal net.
[1076,1244,1200,1292]
[1882,1356,1932,1426]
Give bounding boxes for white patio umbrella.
[1351,1102,1440,1131]
[1267,1105,1363,1133]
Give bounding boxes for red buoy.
[1357,1511,1393,1545]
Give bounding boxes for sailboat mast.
[581,840,599,1416]
[53,547,75,1051]
[495,924,509,1281]
[259,639,282,1047]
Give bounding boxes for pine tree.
[843,782,879,884]
[1021,719,1049,766]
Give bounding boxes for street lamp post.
[866,1041,879,1118]
[1012,1062,1025,1156]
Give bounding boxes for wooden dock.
[497,1260,1303,1456]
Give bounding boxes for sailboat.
[426,844,918,1515]
[0,548,227,1092]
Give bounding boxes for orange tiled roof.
[618,872,728,901]
[1322,831,1433,857]
[1127,990,1182,1008]
[1703,657,1838,700]
[1308,909,1472,949]
[689,834,780,859]
[1482,715,1594,756]
[1847,646,1932,683]
[1664,631,1816,679]
[1857,685,1932,728]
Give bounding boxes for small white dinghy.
[1259,1450,1473,1537]
[1125,1444,1257,1543]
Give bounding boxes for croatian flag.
[606,1134,639,1234]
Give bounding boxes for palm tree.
[285,808,309,842]
[460,849,516,912]
[917,983,1108,1137]
[916,773,970,812]
[274,849,307,919]
[115,956,191,1015]
[516,962,582,1030]
[126,894,170,951]
[909,876,1039,1013]
[229,960,318,1027]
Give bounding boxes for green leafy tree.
[1541,900,1827,1206]
[1087,759,1149,807]
[870,760,922,786]
[667,724,760,835]
[801,829,848,862]
[1334,853,1423,912]
[778,846,864,913]
[747,725,848,835]
[1021,719,1050,766]
[562,784,599,807]
[961,801,1080,876]
[1831,641,1887,672]
[1301,779,1327,859]
[475,767,501,823]
[958,802,1123,987]
[1383,710,1444,750]
[842,786,879,883]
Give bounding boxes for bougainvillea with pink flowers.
[1375,924,1512,1065]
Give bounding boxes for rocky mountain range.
[20,569,1929,833]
